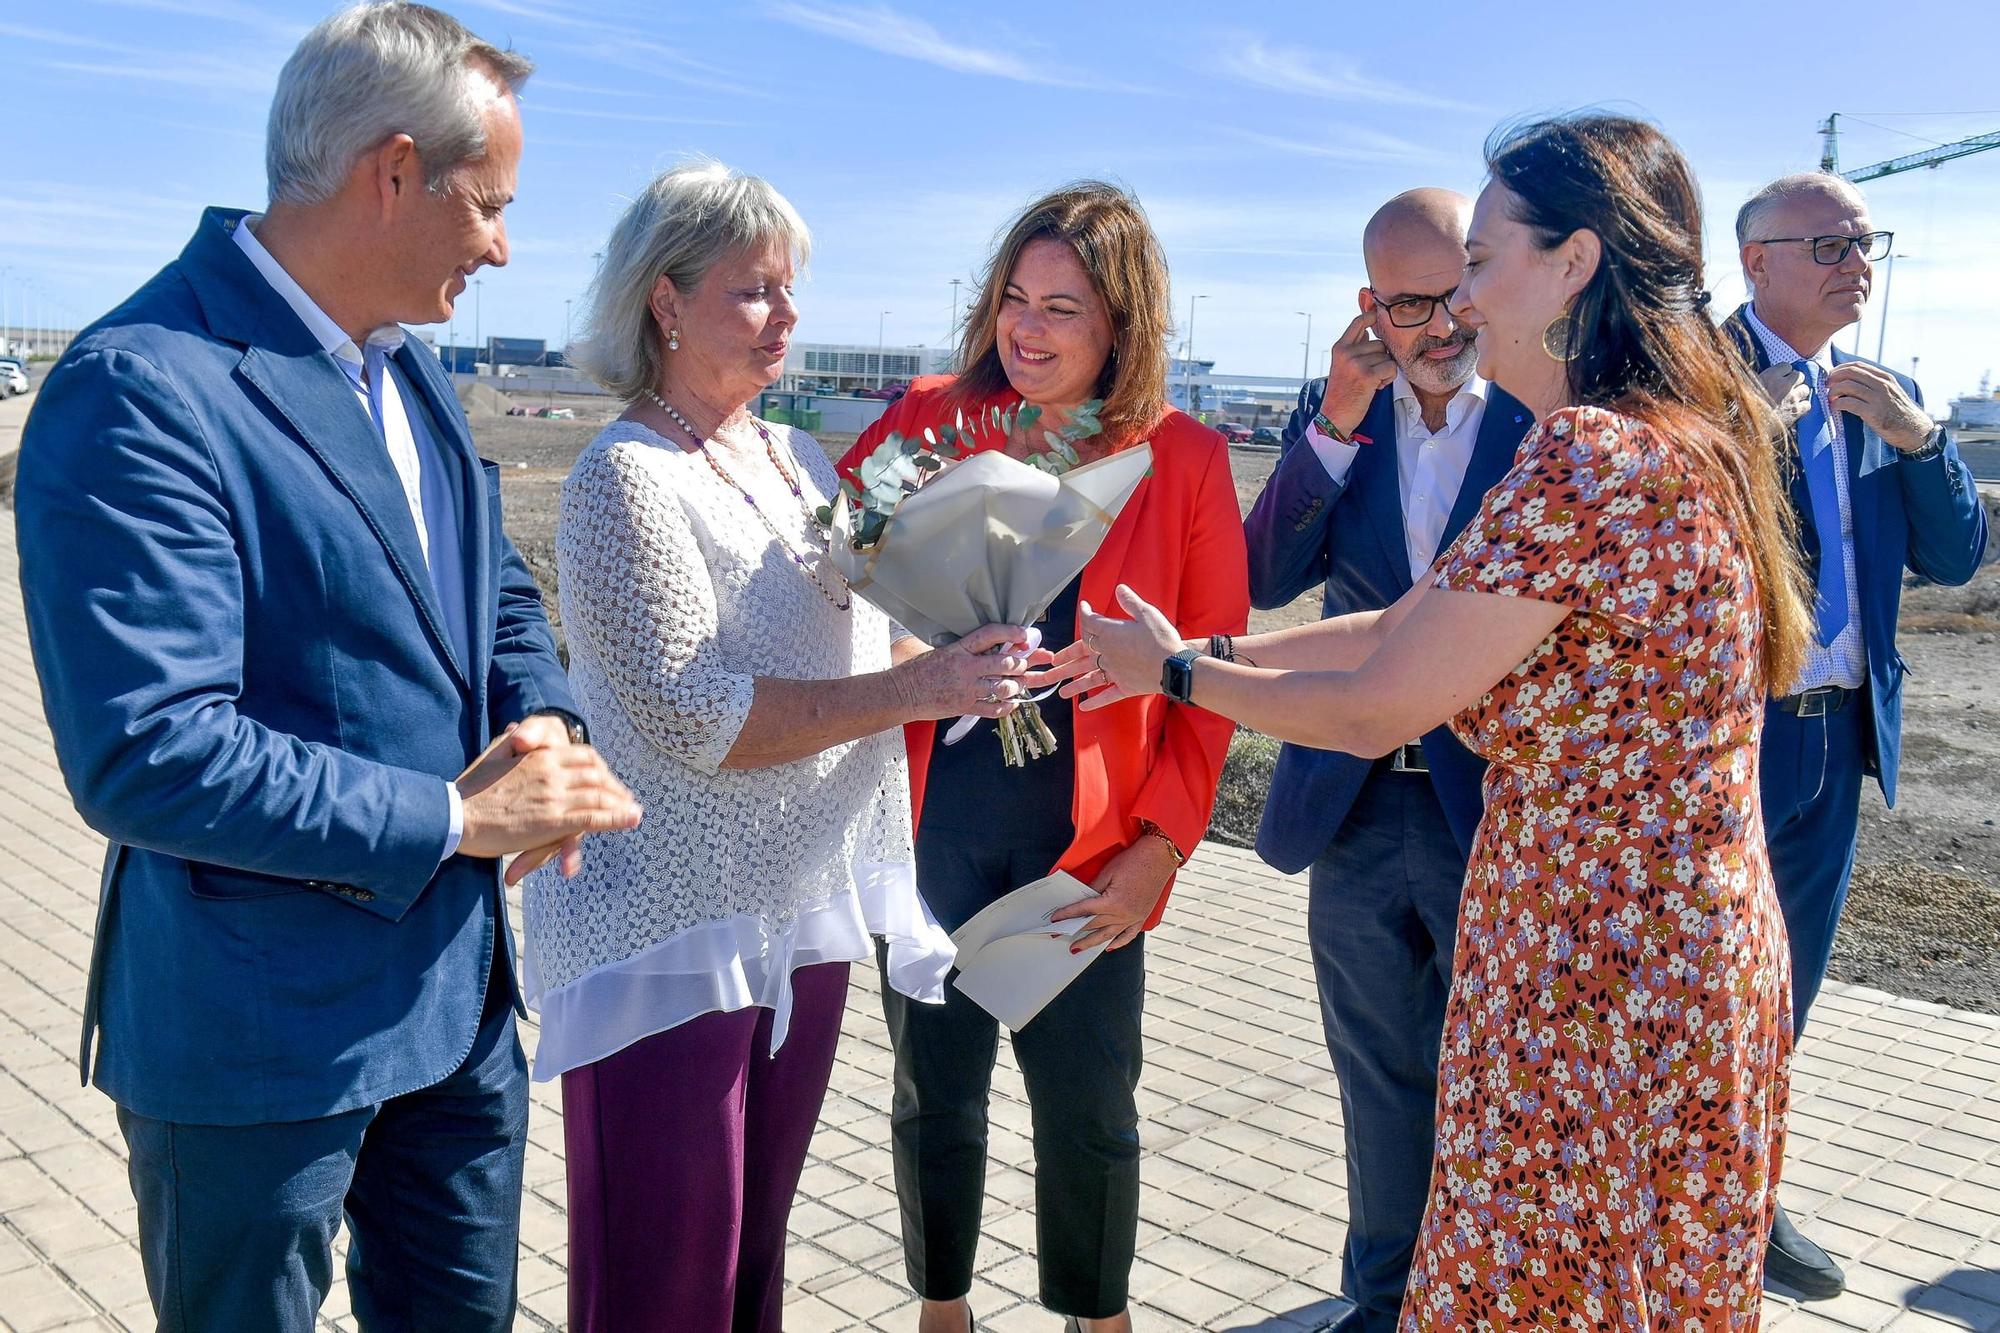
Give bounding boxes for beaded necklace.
[643,388,851,611]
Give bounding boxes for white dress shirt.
[233,216,466,857]
[1303,373,1490,581]
[1743,303,1866,691]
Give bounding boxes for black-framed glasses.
[1752,230,1893,265]
[1365,289,1457,328]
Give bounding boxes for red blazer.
[840,376,1249,929]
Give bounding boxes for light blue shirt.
[1744,302,1867,692]
[233,216,468,857]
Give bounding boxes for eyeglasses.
[1751,230,1893,265]
[1365,289,1457,329]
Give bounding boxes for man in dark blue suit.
[1242,190,1532,1333]
[13,6,640,1330]
[1725,173,1987,1299]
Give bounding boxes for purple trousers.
[561,961,850,1333]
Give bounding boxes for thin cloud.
[78,0,303,40]
[1218,36,1486,114]
[765,1,1144,92]
[453,0,664,39]
[529,103,752,129]
[39,56,275,97]
[553,37,770,99]
[0,22,136,52]
[1228,127,1445,164]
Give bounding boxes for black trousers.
[879,830,1144,1318]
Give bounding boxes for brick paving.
[1,510,1997,1332]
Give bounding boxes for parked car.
[1215,421,1252,443]
[0,364,28,398]
[856,381,909,401]
[1251,425,1282,446]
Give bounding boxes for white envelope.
[949,871,1104,1031]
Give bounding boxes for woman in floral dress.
[1052,114,1815,1330]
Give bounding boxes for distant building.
[780,342,956,395]
[434,338,564,373]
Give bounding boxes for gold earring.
[668,329,680,351]
[1541,310,1577,363]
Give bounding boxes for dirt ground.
[476,411,2000,1009]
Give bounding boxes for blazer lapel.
[183,206,472,694]
[239,347,470,693]
[1441,388,1530,550]
[395,342,490,698]
[1353,391,1410,593]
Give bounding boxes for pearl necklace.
[642,388,851,611]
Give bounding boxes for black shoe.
[1765,1204,1846,1300]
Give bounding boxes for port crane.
[1818,113,1999,180]
[1811,114,1998,364]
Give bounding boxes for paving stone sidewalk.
[1,512,1997,1332]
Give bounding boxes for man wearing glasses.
[1241,188,1532,1333]
[1727,172,1988,1299]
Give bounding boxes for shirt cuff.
[1303,417,1363,486]
[441,779,464,863]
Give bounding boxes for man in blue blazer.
[14,7,639,1330]
[1726,173,1987,1300]
[1242,190,1532,1333]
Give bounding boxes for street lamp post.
[0,266,11,356]
[876,310,891,389]
[1296,310,1313,383]
[1182,293,1208,414]
[1875,251,1913,365]
[948,278,963,345]
[473,277,484,372]
[564,298,573,361]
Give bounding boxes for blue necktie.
[1792,359,1849,646]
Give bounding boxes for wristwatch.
[1160,648,1203,704]
[531,707,590,746]
[1903,424,1946,463]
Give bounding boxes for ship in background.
[1949,374,2000,433]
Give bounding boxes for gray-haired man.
[14,5,640,1330]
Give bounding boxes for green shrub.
[1207,727,1278,849]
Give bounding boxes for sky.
[5,0,2000,402]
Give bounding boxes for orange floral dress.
[1401,406,1792,1332]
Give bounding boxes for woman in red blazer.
[839,181,1247,1333]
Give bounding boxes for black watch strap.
[1904,425,1946,462]
[1161,648,1203,705]
[531,707,590,746]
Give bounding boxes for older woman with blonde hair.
[841,180,1248,1333]
[530,159,1034,1333]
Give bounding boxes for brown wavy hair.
[1487,114,1813,695]
[952,180,1171,446]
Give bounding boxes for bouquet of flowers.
[819,400,1152,764]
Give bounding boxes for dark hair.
[1486,113,1811,693]
[952,180,1170,445]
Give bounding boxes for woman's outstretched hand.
[1053,584,1184,712]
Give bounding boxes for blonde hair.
[572,158,810,400]
[953,181,1171,445]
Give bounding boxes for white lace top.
[523,418,953,1079]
